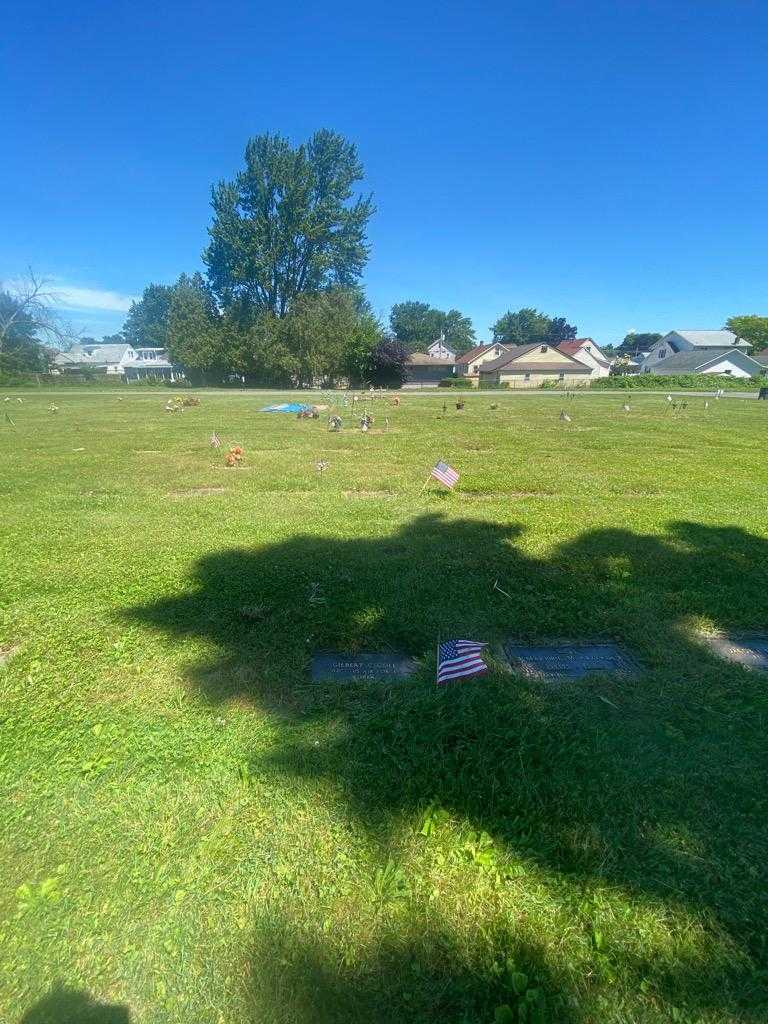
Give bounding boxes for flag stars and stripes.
[437,639,488,684]
[431,460,459,488]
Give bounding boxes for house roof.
[480,344,591,374]
[478,344,542,372]
[753,348,768,366]
[407,352,455,365]
[649,348,764,374]
[667,330,748,349]
[557,338,611,366]
[55,343,130,365]
[455,343,501,365]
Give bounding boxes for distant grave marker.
[311,652,417,682]
[701,632,768,672]
[502,641,640,682]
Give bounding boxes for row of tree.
[3,129,767,382]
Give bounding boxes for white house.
[644,348,764,378]
[556,338,611,378]
[54,342,181,380]
[640,330,749,372]
[426,337,456,360]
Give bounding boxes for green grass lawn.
[1,389,767,1024]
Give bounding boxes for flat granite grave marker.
[502,641,640,682]
[701,633,768,672]
[312,652,417,682]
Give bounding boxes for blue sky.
[1,0,766,345]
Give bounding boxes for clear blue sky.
[1,0,766,345]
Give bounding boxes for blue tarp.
[260,402,312,413]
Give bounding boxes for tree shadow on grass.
[129,513,768,1019]
[19,984,129,1023]
[246,912,575,1024]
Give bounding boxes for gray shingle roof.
[56,343,130,365]
[648,348,763,374]
[669,330,748,348]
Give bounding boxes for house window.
[524,373,531,381]
[540,345,548,353]
[558,373,565,380]
[657,348,667,359]
[723,369,732,375]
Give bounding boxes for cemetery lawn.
[2,389,768,1024]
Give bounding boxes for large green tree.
[389,301,475,353]
[122,284,175,348]
[165,274,226,383]
[204,130,374,317]
[279,288,381,386]
[491,308,576,346]
[725,315,768,352]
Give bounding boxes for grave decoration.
[225,445,244,467]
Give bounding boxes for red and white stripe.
[437,640,488,684]
[431,460,459,488]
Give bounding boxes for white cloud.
[51,284,138,313]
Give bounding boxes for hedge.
[437,377,474,388]
[592,374,766,391]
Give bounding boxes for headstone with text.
[311,652,418,682]
[701,633,768,672]
[502,641,640,682]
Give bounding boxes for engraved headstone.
[502,641,640,682]
[701,633,768,672]
[312,652,417,682]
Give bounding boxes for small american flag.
[210,432,222,448]
[431,460,459,488]
[437,639,488,685]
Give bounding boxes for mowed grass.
[1,389,767,1024]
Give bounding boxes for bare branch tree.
[0,268,78,354]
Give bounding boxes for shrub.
[478,380,509,390]
[438,377,473,388]
[593,373,765,391]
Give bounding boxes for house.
[54,342,182,381]
[404,352,455,386]
[477,343,592,388]
[426,337,456,360]
[644,348,764,378]
[556,338,611,378]
[54,342,133,375]
[454,343,510,383]
[640,330,749,372]
[753,348,768,368]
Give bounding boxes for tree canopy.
[491,308,576,346]
[617,332,662,356]
[122,284,175,348]
[204,130,375,318]
[0,291,51,373]
[725,315,768,351]
[389,301,475,353]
